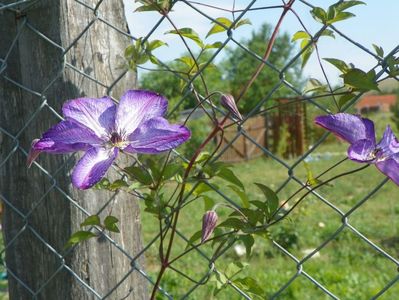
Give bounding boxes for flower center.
[109,132,129,149]
[110,132,122,144]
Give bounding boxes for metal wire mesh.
[1,0,399,299]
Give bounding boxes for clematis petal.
[377,125,399,157]
[375,158,399,186]
[115,90,167,136]
[27,121,102,167]
[125,117,190,154]
[72,147,118,189]
[315,113,375,144]
[347,139,376,162]
[62,96,116,139]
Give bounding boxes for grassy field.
[140,112,399,299]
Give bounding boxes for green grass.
[140,112,399,299]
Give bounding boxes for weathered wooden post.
[0,0,147,299]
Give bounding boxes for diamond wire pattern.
[0,0,398,299]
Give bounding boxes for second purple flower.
[29,90,191,189]
[315,113,399,186]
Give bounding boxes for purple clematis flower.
[28,90,191,189]
[315,113,399,186]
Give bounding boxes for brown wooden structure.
[217,99,306,162]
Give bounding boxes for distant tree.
[139,52,226,117]
[222,23,303,113]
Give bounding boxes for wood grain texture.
[0,1,147,299]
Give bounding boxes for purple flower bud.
[220,94,243,121]
[201,210,218,243]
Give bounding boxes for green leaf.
[175,56,196,70]
[193,182,213,196]
[147,39,167,51]
[65,231,97,248]
[204,42,224,49]
[342,68,379,91]
[324,58,349,73]
[206,17,233,38]
[206,17,251,38]
[108,179,128,191]
[300,40,314,68]
[303,78,327,94]
[218,218,245,230]
[328,11,355,24]
[228,185,250,208]
[338,93,356,109]
[165,28,204,48]
[162,163,181,180]
[202,195,215,211]
[124,166,153,185]
[80,215,101,227]
[291,30,310,42]
[185,230,202,249]
[336,1,365,11]
[240,234,255,257]
[216,167,244,190]
[311,7,327,23]
[254,183,279,219]
[320,28,335,39]
[104,216,120,233]
[94,178,110,190]
[233,276,265,297]
[372,44,384,57]
[225,261,248,278]
[235,18,252,28]
[303,161,322,188]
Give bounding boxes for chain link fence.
[1,0,399,299]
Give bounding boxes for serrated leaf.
[165,27,204,48]
[372,44,384,57]
[254,183,279,219]
[104,216,120,233]
[80,215,101,227]
[342,68,379,91]
[65,231,97,248]
[228,185,249,208]
[216,167,244,190]
[291,30,310,42]
[324,58,349,73]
